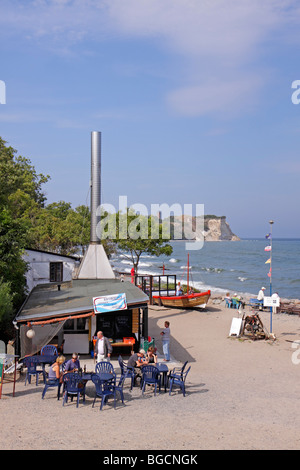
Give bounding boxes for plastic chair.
[225,299,232,308]
[232,299,240,309]
[169,366,191,397]
[24,356,46,386]
[91,374,116,410]
[95,361,114,375]
[42,377,62,400]
[41,345,58,356]
[140,365,161,396]
[118,355,135,390]
[142,338,155,353]
[168,361,188,383]
[62,373,86,407]
[113,374,125,406]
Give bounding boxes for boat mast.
[187,253,189,293]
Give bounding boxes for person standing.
[94,331,112,363]
[271,292,280,314]
[257,287,266,301]
[160,321,171,362]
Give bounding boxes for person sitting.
[176,282,183,296]
[231,293,241,309]
[224,292,232,308]
[48,355,65,383]
[64,353,80,373]
[146,346,157,364]
[127,349,146,384]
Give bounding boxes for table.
[80,372,114,383]
[111,342,134,355]
[35,355,57,365]
[155,363,169,392]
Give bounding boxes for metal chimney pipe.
[90,131,101,244]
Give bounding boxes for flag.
[265,233,271,239]
[265,258,271,264]
[267,268,272,277]
[264,246,272,251]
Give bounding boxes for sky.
[1,0,300,238]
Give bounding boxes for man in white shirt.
[94,331,112,363]
[257,287,266,301]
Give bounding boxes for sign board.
[229,317,243,337]
[93,293,127,314]
[264,296,280,307]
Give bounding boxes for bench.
[248,298,264,309]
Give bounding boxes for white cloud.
[1,0,299,116]
[167,74,265,117]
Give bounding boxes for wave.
[201,267,224,273]
[169,258,179,263]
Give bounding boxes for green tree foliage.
[0,137,50,339]
[30,201,91,255]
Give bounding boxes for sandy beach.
[1,296,300,451]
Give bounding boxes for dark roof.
[24,248,81,261]
[16,279,148,323]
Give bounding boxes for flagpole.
[269,220,274,333]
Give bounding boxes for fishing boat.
[152,254,211,308]
[152,290,211,308]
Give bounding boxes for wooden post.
[149,275,153,305]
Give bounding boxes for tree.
[104,209,173,273]
[0,137,49,339]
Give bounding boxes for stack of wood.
[241,313,269,341]
[277,302,300,316]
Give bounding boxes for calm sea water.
[111,239,300,300]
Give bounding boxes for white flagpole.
[269,220,274,333]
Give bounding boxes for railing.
[135,274,177,304]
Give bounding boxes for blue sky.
[1,0,300,238]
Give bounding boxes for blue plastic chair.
[41,345,58,356]
[118,355,135,390]
[95,361,115,375]
[24,356,46,386]
[42,377,62,400]
[140,365,161,396]
[169,366,191,397]
[168,361,188,383]
[232,299,241,309]
[91,374,116,410]
[113,373,126,406]
[62,373,86,407]
[225,299,232,308]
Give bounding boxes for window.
[63,318,88,332]
[50,262,63,282]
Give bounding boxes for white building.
[23,248,81,293]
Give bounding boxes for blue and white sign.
[93,293,127,313]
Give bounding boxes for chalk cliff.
[165,215,240,241]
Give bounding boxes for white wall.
[23,249,80,292]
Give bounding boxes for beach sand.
[1,297,300,450]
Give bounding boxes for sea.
[110,239,300,300]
